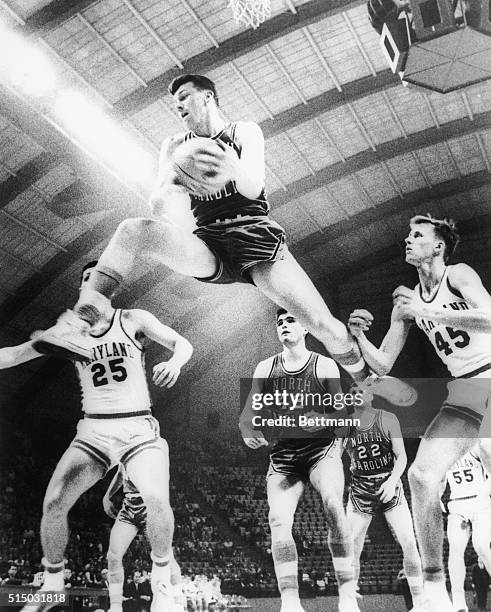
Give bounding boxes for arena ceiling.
[0,0,490,405]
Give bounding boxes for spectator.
[2,565,22,586]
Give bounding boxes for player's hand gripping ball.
[172,137,235,196]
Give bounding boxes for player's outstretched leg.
[346,502,371,600]
[107,519,138,612]
[310,451,359,612]
[170,554,186,612]
[32,217,217,360]
[471,513,491,576]
[385,500,425,611]
[250,252,368,382]
[446,514,470,612]
[21,448,105,612]
[267,474,305,612]
[125,443,174,612]
[408,413,477,612]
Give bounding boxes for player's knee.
[107,549,123,568]
[117,217,171,247]
[268,509,293,531]
[321,492,344,520]
[144,493,172,517]
[43,485,69,515]
[408,461,436,489]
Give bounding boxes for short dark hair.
[81,260,98,281]
[276,308,287,320]
[410,214,459,263]
[168,74,219,106]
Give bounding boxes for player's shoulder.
[314,353,339,374]
[447,262,479,285]
[254,355,276,376]
[121,308,155,334]
[379,409,400,429]
[234,120,263,138]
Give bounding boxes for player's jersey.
[183,123,269,226]
[345,409,395,477]
[446,450,488,502]
[264,351,333,441]
[75,309,151,415]
[413,267,491,377]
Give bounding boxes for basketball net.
[229,0,271,29]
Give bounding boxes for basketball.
[172,137,233,196]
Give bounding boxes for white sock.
[425,579,450,601]
[109,581,123,605]
[151,554,171,587]
[41,558,65,591]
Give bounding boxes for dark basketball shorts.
[267,437,341,481]
[193,215,287,284]
[349,474,403,516]
[439,369,491,429]
[117,495,147,532]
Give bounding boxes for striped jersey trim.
[84,410,152,419]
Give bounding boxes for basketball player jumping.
[15,261,193,612]
[343,387,425,611]
[103,450,185,612]
[32,74,367,383]
[442,446,491,612]
[239,308,359,612]
[347,214,491,612]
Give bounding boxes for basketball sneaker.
[150,579,173,612]
[279,593,305,612]
[279,602,305,612]
[32,310,93,361]
[338,592,361,612]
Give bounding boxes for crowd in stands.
[0,427,479,602]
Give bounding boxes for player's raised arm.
[348,307,411,376]
[378,412,407,503]
[394,264,491,333]
[207,121,265,201]
[239,358,271,449]
[127,309,193,388]
[233,122,265,200]
[0,340,43,370]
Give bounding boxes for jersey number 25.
[91,358,128,387]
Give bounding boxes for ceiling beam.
[292,170,491,257]
[261,70,398,138]
[112,0,365,118]
[0,152,59,208]
[17,1,100,35]
[0,84,147,216]
[268,111,491,209]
